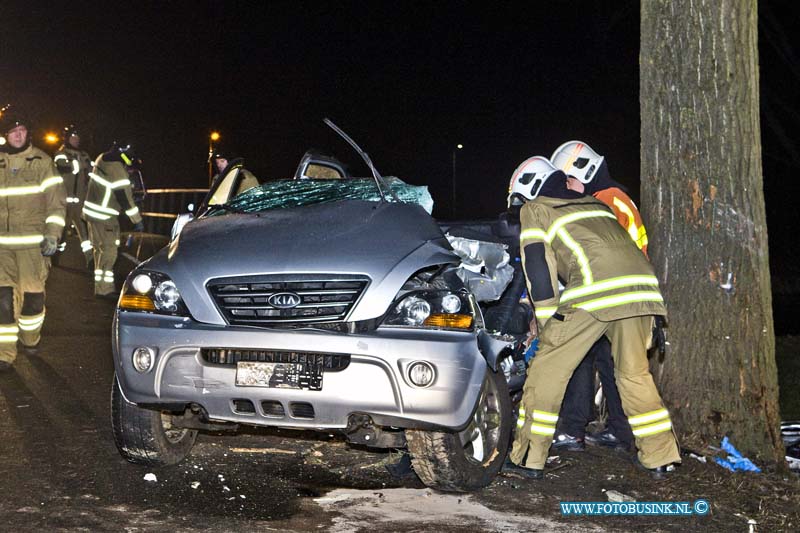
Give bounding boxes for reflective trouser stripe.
[94,269,103,281]
[81,240,93,252]
[517,407,526,428]
[629,408,673,437]
[632,420,673,437]
[0,325,19,344]
[103,270,114,282]
[528,409,558,436]
[530,423,556,436]
[18,312,45,331]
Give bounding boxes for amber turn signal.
[119,294,156,311]
[423,313,473,329]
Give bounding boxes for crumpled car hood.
[143,200,457,325]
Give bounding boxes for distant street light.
[45,132,59,145]
[208,131,221,185]
[452,144,463,218]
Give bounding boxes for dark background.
[1,0,797,275]
[2,0,643,218]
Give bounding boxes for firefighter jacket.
[82,156,143,225]
[0,145,66,249]
[519,195,666,327]
[53,145,92,206]
[593,187,649,256]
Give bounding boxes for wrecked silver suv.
[110,121,516,491]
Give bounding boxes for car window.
[207,168,240,206]
[304,163,344,180]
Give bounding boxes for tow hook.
[344,414,406,448]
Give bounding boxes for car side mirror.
[171,212,194,241]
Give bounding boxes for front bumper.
[113,311,488,431]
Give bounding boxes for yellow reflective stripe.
[54,154,69,162]
[532,410,559,423]
[628,408,670,427]
[82,207,112,221]
[520,228,547,242]
[125,206,140,216]
[0,185,42,196]
[632,420,672,437]
[81,240,93,252]
[19,313,45,331]
[46,215,66,227]
[517,407,526,428]
[0,235,44,245]
[120,153,132,166]
[545,210,617,242]
[72,160,80,174]
[535,306,557,318]
[561,275,661,303]
[0,326,19,334]
[110,178,132,189]
[575,291,664,312]
[0,334,19,343]
[612,197,640,243]
[556,228,592,284]
[521,210,617,244]
[41,176,64,190]
[84,200,119,216]
[0,177,63,196]
[89,172,113,188]
[530,423,556,436]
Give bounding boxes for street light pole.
[208,131,220,186]
[452,144,463,218]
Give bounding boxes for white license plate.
[235,361,305,388]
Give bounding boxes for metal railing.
[140,188,209,235]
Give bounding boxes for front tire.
[406,367,512,492]
[110,373,197,466]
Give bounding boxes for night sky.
[1,1,796,226]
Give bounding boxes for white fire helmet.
[507,156,559,207]
[551,141,605,184]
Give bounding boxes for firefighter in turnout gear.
[82,142,143,297]
[504,156,680,480]
[0,113,67,370]
[549,140,650,452]
[53,125,93,264]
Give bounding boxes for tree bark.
[640,0,782,462]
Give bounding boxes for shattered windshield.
[206,177,433,216]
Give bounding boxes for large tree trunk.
[640,0,782,462]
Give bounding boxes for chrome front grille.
[208,275,369,326]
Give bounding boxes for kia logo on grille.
[268,292,302,309]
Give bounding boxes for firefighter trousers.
[510,309,680,470]
[65,202,92,257]
[86,219,120,296]
[0,247,50,363]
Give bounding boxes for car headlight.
[383,289,474,330]
[119,271,188,315]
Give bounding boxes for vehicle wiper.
[323,118,401,203]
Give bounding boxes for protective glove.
[41,236,59,256]
[524,337,540,364]
[132,222,144,232]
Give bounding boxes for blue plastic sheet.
[713,436,762,473]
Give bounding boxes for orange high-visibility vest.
[593,187,648,257]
